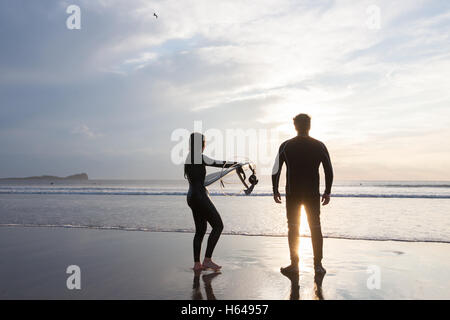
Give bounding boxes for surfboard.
[204,163,245,187]
[204,162,258,195]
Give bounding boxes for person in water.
[184,132,240,271]
[272,113,333,275]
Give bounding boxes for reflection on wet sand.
[314,273,325,300]
[192,270,221,300]
[281,270,325,300]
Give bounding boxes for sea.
[0,179,449,243]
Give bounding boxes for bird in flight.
[153,12,158,19]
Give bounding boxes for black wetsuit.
[272,135,333,266]
[185,154,236,262]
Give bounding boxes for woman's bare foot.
[202,258,222,271]
[193,262,204,271]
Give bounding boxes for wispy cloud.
[71,125,103,139]
[0,0,449,179]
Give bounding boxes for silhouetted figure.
[153,12,158,19]
[272,113,333,275]
[185,132,239,271]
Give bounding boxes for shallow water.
[1,179,449,243]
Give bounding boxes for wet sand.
[0,226,448,299]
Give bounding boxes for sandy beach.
[0,226,448,299]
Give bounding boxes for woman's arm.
[202,155,239,168]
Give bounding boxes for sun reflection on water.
[299,205,313,272]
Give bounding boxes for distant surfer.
[272,113,333,275]
[184,132,240,271]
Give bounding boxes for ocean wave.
[0,189,449,199]
[378,185,450,188]
[1,223,449,244]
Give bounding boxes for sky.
[0,0,449,180]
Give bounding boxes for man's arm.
[272,143,286,203]
[320,142,333,205]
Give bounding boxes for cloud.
[71,124,103,139]
[0,0,449,179]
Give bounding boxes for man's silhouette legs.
[286,196,301,266]
[304,196,323,268]
[284,194,324,272]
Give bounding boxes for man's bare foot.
[202,258,222,271]
[193,262,204,271]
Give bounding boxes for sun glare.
[297,205,314,272]
[300,206,310,236]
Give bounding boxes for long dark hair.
[184,132,205,178]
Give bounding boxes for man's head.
[293,113,311,135]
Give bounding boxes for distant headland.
[0,173,89,180]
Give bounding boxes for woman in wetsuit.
[184,132,239,271]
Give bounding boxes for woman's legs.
[191,205,207,263]
[189,193,223,269]
[203,197,223,259]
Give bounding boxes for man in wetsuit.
[272,113,333,275]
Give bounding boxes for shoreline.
[1,224,449,244]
